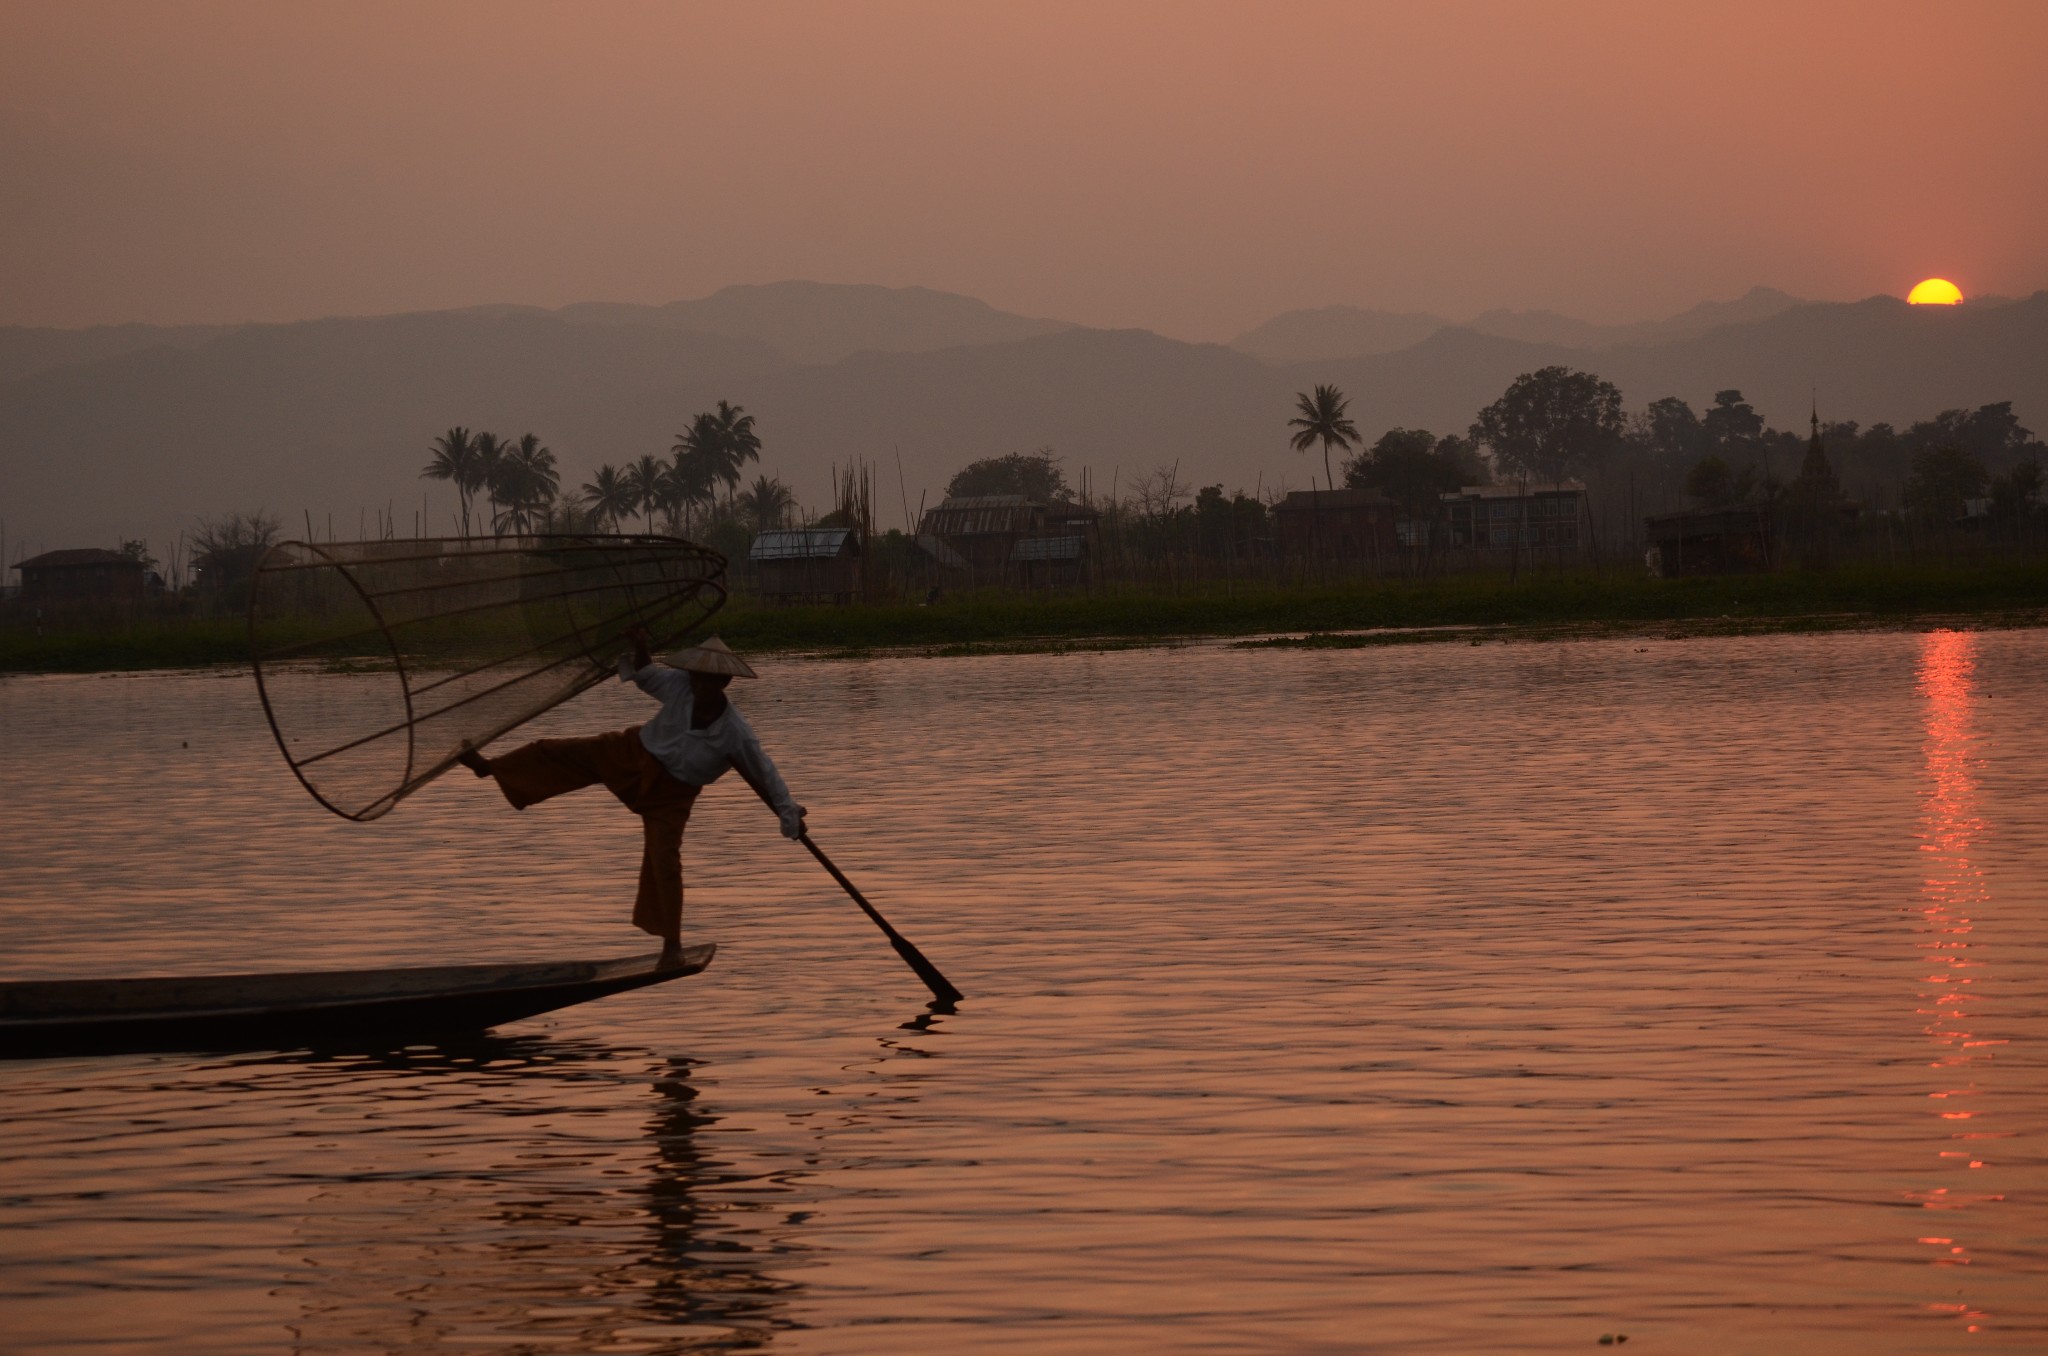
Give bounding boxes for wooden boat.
[0,945,715,1059]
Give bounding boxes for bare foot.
[455,742,492,778]
[658,942,685,968]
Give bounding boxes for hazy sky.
[3,0,2043,339]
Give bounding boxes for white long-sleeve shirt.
[619,659,799,820]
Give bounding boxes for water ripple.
[2,629,2046,1352]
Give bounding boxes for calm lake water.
[2,630,2045,1354]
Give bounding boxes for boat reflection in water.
[276,1038,804,1352]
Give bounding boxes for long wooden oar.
[792,830,964,1006]
[734,768,963,1006]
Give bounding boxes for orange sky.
[2,0,2042,338]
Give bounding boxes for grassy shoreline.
[4,562,2046,673]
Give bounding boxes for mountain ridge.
[1229,286,1810,363]
[2,287,2042,557]
[0,280,1074,385]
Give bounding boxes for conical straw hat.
[662,635,757,679]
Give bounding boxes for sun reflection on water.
[1909,630,2004,1327]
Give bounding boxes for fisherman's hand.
[623,624,655,672]
[614,630,655,675]
[779,804,807,840]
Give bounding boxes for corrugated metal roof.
[748,528,853,561]
[1010,534,1087,562]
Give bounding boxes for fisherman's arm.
[617,626,685,698]
[730,728,806,840]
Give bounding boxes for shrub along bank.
[3,562,2045,673]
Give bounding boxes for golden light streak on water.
[1910,630,2008,1332]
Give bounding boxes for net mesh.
[251,534,727,821]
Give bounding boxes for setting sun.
[1908,277,1964,305]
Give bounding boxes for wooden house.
[1644,506,1772,576]
[1270,488,1397,560]
[916,495,1098,586]
[747,528,861,603]
[1440,483,1590,564]
[12,548,148,602]
[1010,532,1090,588]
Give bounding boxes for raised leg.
[485,732,630,810]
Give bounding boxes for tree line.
[419,400,801,540]
[939,368,2047,578]
[1288,368,2046,532]
[420,430,562,535]
[152,367,2042,604]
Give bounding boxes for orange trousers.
[487,725,700,941]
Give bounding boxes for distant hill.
[733,328,1287,516]
[552,281,1073,365]
[1638,285,1809,339]
[0,311,785,556]
[1272,327,1572,435]
[1592,292,2048,433]
[1276,293,2048,442]
[0,322,232,384]
[1233,286,1807,363]
[1467,285,1806,348]
[0,281,1068,391]
[1228,307,1452,364]
[2,287,2042,557]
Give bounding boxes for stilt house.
[1644,506,1772,576]
[915,495,1099,587]
[747,528,862,603]
[1440,483,1590,565]
[12,548,149,601]
[1270,489,1397,561]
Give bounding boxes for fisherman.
[456,628,804,967]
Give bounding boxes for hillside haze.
[1229,308,1453,365]
[2,283,2044,558]
[1229,286,1809,363]
[551,281,1074,365]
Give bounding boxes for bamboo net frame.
[250,534,726,822]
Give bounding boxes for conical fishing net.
[251,535,727,821]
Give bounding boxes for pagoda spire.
[1795,392,1837,496]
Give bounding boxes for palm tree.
[711,400,761,503]
[472,432,511,534]
[582,464,636,531]
[676,401,762,511]
[673,413,722,491]
[516,433,558,487]
[623,454,666,532]
[739,474,796,532]
[533,498,600,534]
[1288,384,1360,491]
[421,426,478,535]
[493,433,559,535]
[661,447,718,536]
